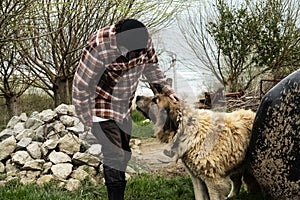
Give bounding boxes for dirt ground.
[130,138,187,176]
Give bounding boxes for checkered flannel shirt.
[72,24,174,128]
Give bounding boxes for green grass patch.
[0,174,194,200]
[126,174,194,200]
[0,174,265,200]
[131,109,154,138]
[0,179,107,200]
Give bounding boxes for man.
[72,18,180,200]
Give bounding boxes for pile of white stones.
[0,104,106,191]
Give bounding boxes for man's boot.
[104,165,126,200]
[106,182,126,200]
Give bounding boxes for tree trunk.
[53,77,72,107]
[227,74,240,92]
[5,95,18,120]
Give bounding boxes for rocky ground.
[130,138,186,177]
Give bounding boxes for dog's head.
[135,94,182,143]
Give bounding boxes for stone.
[53,122,66,133]
[58,133,80,155]
[19,170,27,178]
[25,117,44,130]
[43,139,59,150]
[0,129,15,141]
[59,115,75,127]
[26,142,42,159]
[13,122,25,134]
[67,118,85,134]
[16,137,32,150]
[19,113,28,122]
[71,168,89,181]
[55,104,75,116]
[49,151,71,164]
[36,175,53,185]
[125,173,131,181]
[79,131,97,145]
[11,151,33,165]
[86,144,102,157]
[58,181,65,188]
[46,130,60,140]
[34,125,46,142]
[20,177,34,185]
[0,162,5,173]
[40,145,49,158]
[20,170,40,184]
[65,178,81,191]
[23,159,45,171]
[29,111,39,118]
[42,162,52,175]
[46,121,65,135]
[78,165,97,177]
[126,166,136,174]
[0,136,16,161]
[5,159,20,177]
[38,109,57,122]
[6,116,20,129]
[72,152,101,167]
[54,104,68,115]
[26,170,41,179]
[0,104,111,185]
[15,129,35,141]
[51,163,73,179]
[0,180,6,186]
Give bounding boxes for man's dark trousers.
[92,119,132,200]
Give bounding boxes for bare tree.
[0,0,35,119]
[19,0,185,107]
[0,45,34,119]
[0,0,35,43]
[179,0,300,92]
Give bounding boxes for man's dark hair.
[115,19,149,51]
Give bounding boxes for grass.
[126,174,194,200]
[0,178,105,200]
[0,174,266,200]
[0,174,193,200]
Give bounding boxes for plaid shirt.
[72,25,174,128]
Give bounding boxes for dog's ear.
[168,105,181,131]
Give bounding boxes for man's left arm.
[142,41,181,101]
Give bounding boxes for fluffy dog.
[135,94,258,200]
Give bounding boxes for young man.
[72,18,180,200]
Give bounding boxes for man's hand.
[169,93,182,102]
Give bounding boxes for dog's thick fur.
[136,94,258,200]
